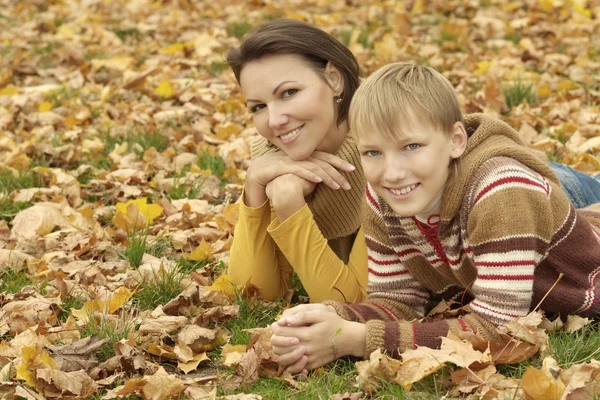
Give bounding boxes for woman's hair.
[226,19,360,126]
[350,62,463,141]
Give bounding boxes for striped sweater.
[326,114,600,358]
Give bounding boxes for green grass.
[122,226,149,268]
[227,20,252,39]
[549,323,600,367]
[0,197,32,221]
[58,288,86,322]
[503,79,537,109]
[101,130,170,158]
[167,175,206,200]
[132,265,188,311]
[79,310,137,362]
[0,266,33,294]
[111,27,141,42]
[0,168,44,194]
[198,150,227,183]
[176,257,210,274]
[223,290,284,346]
[146,235,172,258]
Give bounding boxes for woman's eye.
[282,89,298,98]
[364,150,381,157]
[406,143,421,151]
[250,104,266,113]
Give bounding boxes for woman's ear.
[450,121,468,159]
[324,62,344,94]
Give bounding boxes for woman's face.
[239,54,346,161]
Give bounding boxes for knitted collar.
[251,134,366,239]
[440,113,559,222]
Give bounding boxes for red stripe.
[368,267,409,277]
[475,176,549,203]
[411,323,418,349]
[396,248,421,258]
[368,255,398,266]
[457,318,468,331]
[470,301,520,319]
[371,303,398,320]
[366,186,380,211]
[475,260,537,267]
[477,274,534,280]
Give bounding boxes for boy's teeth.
[390,184,417,195]
[281,127,301,141]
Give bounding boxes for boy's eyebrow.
[246,80,297,105]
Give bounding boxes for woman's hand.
[244,151,355,207]
[270,310,366,374]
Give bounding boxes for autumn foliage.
[1,0,600,399]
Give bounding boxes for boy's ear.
[449,121,468,159]
[324,62,344,94]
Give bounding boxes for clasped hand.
[270,304,362,375]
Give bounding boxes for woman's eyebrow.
[246,80,298,105]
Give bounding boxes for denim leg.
[549,162,600,208]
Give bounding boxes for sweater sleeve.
[268,204,367,303]
[227,191,294,301]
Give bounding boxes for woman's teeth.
[389,184,417,195]
[281,127,302,141]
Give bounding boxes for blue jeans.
[550,162,600,208]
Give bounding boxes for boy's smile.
[357,120,467,219]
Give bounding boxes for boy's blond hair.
[349,62,463,141]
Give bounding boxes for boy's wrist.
[340,321,366,358]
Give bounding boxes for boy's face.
[357,120,466,219]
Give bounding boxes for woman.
[226,19,368,303]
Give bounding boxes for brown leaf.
[35,369,97,398]
[49,335,109,372]
[141,366,186,400]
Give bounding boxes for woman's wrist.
[244,180,268,207]
[270,187,306,222]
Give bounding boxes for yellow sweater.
[227,135,368,303]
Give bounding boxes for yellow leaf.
[63,115,83,130]
[186,240,212,261]
[374,34,399,62]
[108,286,135,313]
[154,80,175,98]
[540,0,554,13]
[39,351,57,369]
[411,0,425,14]
[16,363,35,387]
[559,79,579,91]
[160,42,192,54]
[205,274,236,297]
[177,352,209,374]
[38,101,54,112]
[521,365,565,399]
[214,122,242,140]
[537,84,553,97]
[0,87,18,96]
[572,2,592,18]
[475,61,494,76]
[147,343,178,360]
[115,198,163,226]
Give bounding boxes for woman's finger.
[309,158,351,190]
[311,151,356,172]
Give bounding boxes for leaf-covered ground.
[1,0,600,399]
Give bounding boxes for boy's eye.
[406,143,420,151]
[363,150,381,157]
[249,104,266,113]
[282,89,298,98]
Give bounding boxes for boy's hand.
[271,310,366,374]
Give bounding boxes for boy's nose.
[383,159,408,182]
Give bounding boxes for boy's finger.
[276,346,306,367]
[286,310,333,326]
[271,335,299,348]
[285,355,309,375]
